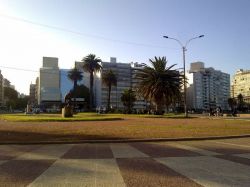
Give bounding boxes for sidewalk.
[0,138,250,186]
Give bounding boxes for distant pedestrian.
[216,107,220,117]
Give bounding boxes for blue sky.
[0,0,250,94]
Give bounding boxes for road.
[0,138,250,186]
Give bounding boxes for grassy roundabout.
[0,113,123,122]
[0,113,250,143]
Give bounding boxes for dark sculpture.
[64,91,72,107]
[62,91,73,117]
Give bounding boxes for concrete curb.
[1,134,250,145]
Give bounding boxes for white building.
[101,58,131,110]
[231,69,250,103]
[74,62,101,108]
[0,70,3,106]
[187,62,230,111]
[38,57,61,106]
[131,62,149,112]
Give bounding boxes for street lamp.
[163,35,204,117]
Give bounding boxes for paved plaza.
[0,138,250,186]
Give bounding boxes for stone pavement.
[0,138,250,187]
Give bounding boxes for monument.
[62,91,73,117]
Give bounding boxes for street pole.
[163,35,204,118]
[182,46,188,117]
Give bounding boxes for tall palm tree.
[102,69,117,111]
[136,56,183,115]
[67,67,83,110]
[81,54,102,110]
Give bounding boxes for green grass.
[0,114,250,142]
[0,112,188,122]
[0,113,123,122]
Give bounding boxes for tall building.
[74,62,101,107]
[29,83,36,105]
[231,69,250,103]
[131,62,149,112]
[38,57,61,107]
[0,70,4,107]
[187,62,230,110]
[101,58,131,110]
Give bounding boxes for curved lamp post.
[163,35,204,117]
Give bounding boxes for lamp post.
[163,35,204,117]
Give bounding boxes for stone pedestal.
[62,106,73,118]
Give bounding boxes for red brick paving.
[116,158,202,187]
[0,140,249,186]
[62,144,114,159]
[0,159,55,186]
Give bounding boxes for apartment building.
[38,57,61,107]
[231,69,250,103]
[187,62,230,110]
[131,62,149,112]
[74,62,101,107]
[0,70,3,106]
[101,58,131,110]
[29,83,36,105]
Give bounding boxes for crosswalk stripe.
[15,144,74,160]
[110,143,149,158]
[212,141,250,148]
[234,153,250,159]
[156,156,250,187]
[164,142,221,156]
[28,159,126,187]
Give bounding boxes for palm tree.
[102,69,117,111]
[67,67,83,110]
[81,54,102,110]
[228,97,236,110]
[121,88,136,114]
[237,93,244,111]
[136,56,183,115]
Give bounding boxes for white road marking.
[110,143,149,158]
[212,141,250,149]
[28,159,126,187]
[164,142,221,156]
[156,156,250,187]
[15,144,74,160]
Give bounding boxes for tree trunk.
[107,84,111,112]
[73,80,77,113]
[156,102,164,115]
[89,71,94,111]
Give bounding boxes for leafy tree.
[228,97,237,110]
[121,88,136,114]
[15,96,29,110]
[237,94,244,111]
[67,67,83,110]
[70,84,90,108]
[4,87,29,110]
[136,56,183,115]
[4,87,18,100]
[102,69,117,111]
[81,54,102,110]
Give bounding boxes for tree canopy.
[81,54,102,110]
[136,56,183,114]
[121,88,136,114]
[102,69,117,111]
